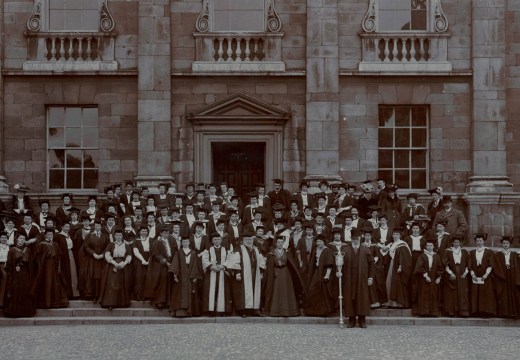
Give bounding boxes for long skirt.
[266,267,299,317]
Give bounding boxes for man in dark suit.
[294,181,315,211]
[267,179,291,211]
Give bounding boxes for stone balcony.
[358,32,451,73]
[192,32,285,72]
[23,31,118,72]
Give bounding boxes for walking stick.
[335,251,345,328]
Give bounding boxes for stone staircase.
[1,301,519,326]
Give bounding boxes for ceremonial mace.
[335,251,345,328]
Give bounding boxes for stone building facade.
[0,0,519,245]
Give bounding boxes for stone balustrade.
[193,32,285,72]
[358,32,451,73]
[23,31,118,72]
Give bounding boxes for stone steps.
[1,315,519,327]
[1,301,518,327]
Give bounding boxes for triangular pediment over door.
[186,93,290,192]
[187,93,290,125]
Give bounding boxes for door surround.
[187,93,290,184]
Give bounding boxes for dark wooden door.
[212,142,265,201]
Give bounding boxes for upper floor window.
[378,105,429,190]
[362,0,448,33]
[379,0,427,31]
[47,106,99,191]
[213,0,265,32]
[48,0,100,31]
[27,0,115,32]
[196,0,281,33]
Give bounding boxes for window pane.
[411,170,427,189]
[395,108,410,126]
[65,107,82,127]
[83,108,98,126]
[84,150,98,168]
[379,128,394,148]
[83,128,98,147]
[65,127,82,147]
[49,169,65,189]
[379,107,394,127]
[66,149,83,169]
[378,150,393,168]
[48,127,64,148]
[66,169,82,189]
[378,170,393,184]
[395,150,410,168]
[395,128,410,147]
[83,170,99,189]
[411,9,427,30]
[412,128,427,147]
[412,0,427,10]
[395,170,410,188]
[48,107,65,127]
[412,107,427,126]
[49,150,64,169]
[411,150,427,168]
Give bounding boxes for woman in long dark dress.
[3,233,36,317]
[133,226,152,301]
[0,231,9,308]
[169,238,202,316]
[468,233,496,317]
[99,229,132,309]
[55,223,79,299]
[442,236,470,317]
[31,228,69,309]
[494,236,520,318]
[144,225,174,308]
[264,237,304,317]
[304,235,334,316]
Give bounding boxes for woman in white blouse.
[133,226,152,301]
[55,223,79,299]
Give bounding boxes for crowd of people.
[0,179,519,327]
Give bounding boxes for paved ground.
[0,323,517,360]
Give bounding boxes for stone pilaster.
[0,0,8,192]
[304,0,342,188]
[468,0,511,192]
[135,0,174,190]
[465,1,517,240]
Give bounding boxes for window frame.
[377,105,430,191]
[377,0,429,33]
[46,105,100,192]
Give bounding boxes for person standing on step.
[3,233,36,318]
[339,228,374,328]
[494,236,520,318]
[31,227,69,309]
[83,219,109,302]
[99,228,132,309]
[468,233,496,317]
[384,227,412,309]
[412,238,443,317]
[441,236,470,317]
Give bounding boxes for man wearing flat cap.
[432,195,468,239]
